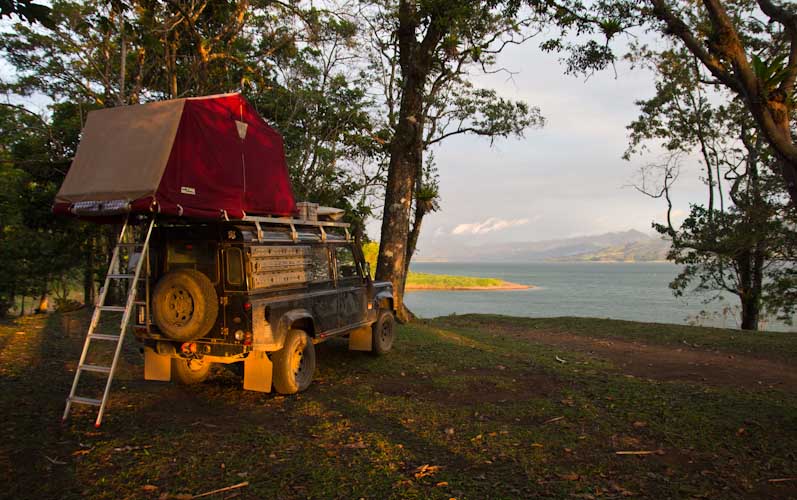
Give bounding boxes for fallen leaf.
[632,421,647,428]
[531,443,544,448]
[435,481,449,487]
[71,449,91,457]
[414,464,442,479]
[559,472,580,481]
[344,441,367,449]
[141,485,158,492]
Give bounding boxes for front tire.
[272,329,316,394]
[372,310,395,355]
[172,357,211,385]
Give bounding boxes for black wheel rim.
[166,286,194,326]
[380,320,392,346]
[291,338,312,387]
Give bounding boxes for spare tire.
[152,269,218,341]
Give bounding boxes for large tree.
[523,0,797,208]
[369,0,543,321]
[627,46,796,330]
[0,0,387,311]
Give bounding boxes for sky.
[379,39,712,257]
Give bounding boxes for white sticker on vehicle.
[180,186,196,195]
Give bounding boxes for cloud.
[452,217,530,235]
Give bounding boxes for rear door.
[334,245,367,329]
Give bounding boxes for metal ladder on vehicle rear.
[62,216,155,427]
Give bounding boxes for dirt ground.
[501,326,797,391]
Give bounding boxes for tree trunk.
[737,248,763,331]
[375,0,440,323]
[118,7,126,106]
[36,293,49,314]
[376,82,424,322]
[83,240,95,306]
[740,291,760,331]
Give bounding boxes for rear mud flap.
[144,347,171,381]
[243,351,273,392]
[348,326,372,352]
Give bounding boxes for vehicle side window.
[226,247,243,286]
[310,247,331,282]
[335,246,359,279]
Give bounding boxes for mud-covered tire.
[272,329,316,394]
[372,310,395,355]
[152,269,218,342]
[172,357,212,385]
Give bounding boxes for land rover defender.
[133,215,395,394]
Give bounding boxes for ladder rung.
[134,300,146,306]
[69,396,102,406]
[81,364,112,374]
[118,242,143,248]
[89,333,120,342]
[108,273,135,279]
[99,305,126,312]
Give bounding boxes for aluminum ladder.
[62,217,155,427]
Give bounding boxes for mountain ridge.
[417,229,671,263]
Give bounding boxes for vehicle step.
[89,333,120,342]
[81,364,112,374]
[69,396,102,406]
[98,306,126,312]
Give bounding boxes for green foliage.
[0,104,91,316]
[0,0,52,26]
[405,272,505,288]
[362,241,379,277]
[626,44,796,329]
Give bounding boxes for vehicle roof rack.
[240,215,351,243]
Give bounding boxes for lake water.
[405,262,796,332]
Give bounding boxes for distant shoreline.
[405,280,532,291]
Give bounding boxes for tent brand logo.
[235,120,248,140]
[181,186,196,195]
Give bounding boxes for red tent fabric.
[54,93,296,220]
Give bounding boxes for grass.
[406,272,517,289]
[1,312,796,499]
[436,314,797,363]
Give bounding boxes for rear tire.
[272,329,316,394]
[372,310,395,355]
[172,357,211,385]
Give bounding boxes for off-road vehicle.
[55,93,396,425]
[135,215,395,394]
